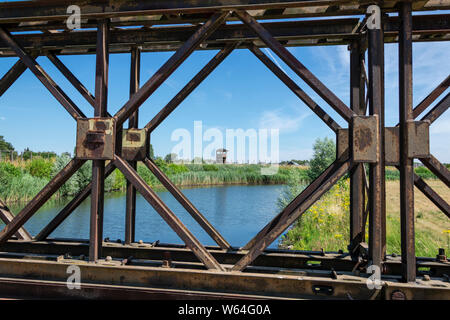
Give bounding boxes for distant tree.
[307,137,336,180]
[0,136,14,151]
[164,153,178,163]
[149,144,155,159]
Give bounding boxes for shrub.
[165,163,189,175]
[52,154,78,197]
[0,162,22,178]
[25,158,53,179]
[414,166,436,179]
[202,164,219,172]
[307,137,336,181]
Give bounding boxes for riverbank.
[278,179,450,257]
[0,156,309,203]
[0,156,445,203]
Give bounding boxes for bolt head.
[391,290,406,300]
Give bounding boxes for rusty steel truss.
[0,0,449,300]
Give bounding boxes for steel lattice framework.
[0,0,449,299]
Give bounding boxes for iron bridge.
[0,0,449,300]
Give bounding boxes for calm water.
[9,185,285,248]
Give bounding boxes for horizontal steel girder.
[0,15,448,56]
[0,0,449,26]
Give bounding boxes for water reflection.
[6,185,285,248]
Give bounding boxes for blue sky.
[0,38,449,162]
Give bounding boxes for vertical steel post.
[125,46,140,245]
[89,19,109,261]
[349,40,366,249]
[380,14,387,259]
[366,5,384,268]
[399,1,416,282]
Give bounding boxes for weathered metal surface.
[385,122,430,165]
[413,75,450,119]
[399,2,415,283]
[336,128,349,160]
[420,155,450,188]
[121,129,148,161]
[0,200,31,240]
[88,19,110,263]
[0,255,448,300]
[0,53,37,97]
[76,118,115,160]
[351,115,379,163]
[407,121,430,159]
[124,46,141,245]
[412,172,450,219]
[420,92,450,125]
[367,9,384,268]
[0,0,448,25]
[0,15,449,57]
[349,40,366,251]
[0,0,449,299]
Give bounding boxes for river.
[9,184,286,248]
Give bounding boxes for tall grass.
[278,178,450,257]
[0,158,308,202]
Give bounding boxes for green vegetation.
[307,137,335,180]
[278,179,450,257]
[0,156,308,203]
[278,137,449,257]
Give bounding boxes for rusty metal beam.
[349,40,366,250]
[145,42,237,133]
[0,158,86,244]
[0,199,31,240]
[413,75,450,119]
[47,52,96,108]
[0,27,85,120]
[0,0,448,25]
[0,256,433,300]
[114,155,224,271]
[114,11,230,127]
[235,9,354,122]
[419,155,450,188]
[3,239,450,277]
[89,19,109,262]
[248,44,341,133]
[35,162,116,241]
[398,1,416,283]
[366,5,384,269]
[0,55,35,97]
[413,173,450,219]
[242,154,347,251]
[124,46,141,245]
[420,92,449,125]
[0,15,449,56]
[144,157,231,250]
[234,159,353,271]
